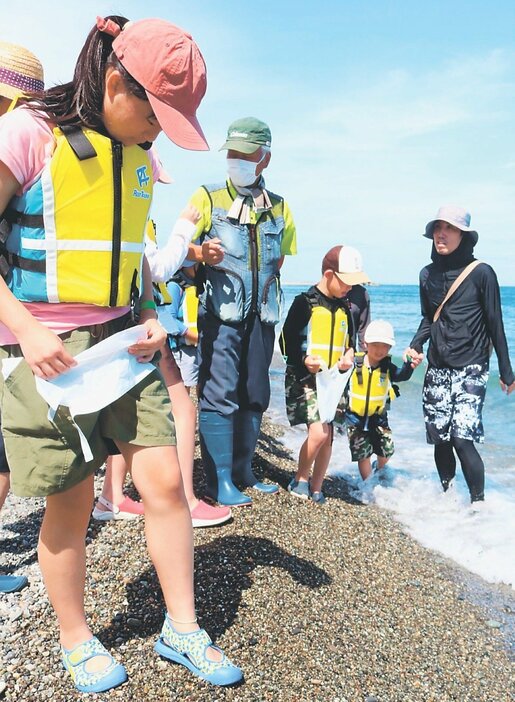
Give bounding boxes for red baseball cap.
[113,19,208,151]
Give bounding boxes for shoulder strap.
[433,261,482,322]
[354,354,365,384]
[60,125,97,161]
[379,356,390,380]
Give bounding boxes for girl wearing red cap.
[0,15,241,693]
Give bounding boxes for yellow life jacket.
[181,285,199,345]
[348,353,396,417]
[305,303,350,368]
[3,126,153,306]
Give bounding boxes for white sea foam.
[269,353,515,589]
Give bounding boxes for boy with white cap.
[345,319,414,480]
[280,245,368,503]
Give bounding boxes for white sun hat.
[364,320,395,347]
[424,205,478,245]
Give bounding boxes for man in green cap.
[186,117,297,506]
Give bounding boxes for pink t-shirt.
[0,107,161,344]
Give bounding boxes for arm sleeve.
[356,287,371,351]
[280,200,297,256]
[480,267,514,385]
[145,219,197,283]
[389,360,414,382]
[279,294,311,375]
[409,272,432,351]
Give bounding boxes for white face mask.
[226,158,261,187]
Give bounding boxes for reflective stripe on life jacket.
[348,353,396,417]
[2,126,152,306]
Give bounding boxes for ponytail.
[24,15,146,132]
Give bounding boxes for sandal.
[0,574,28,593]
[61,636,127,693]
[154,615,243,686]
[92,495,144,521]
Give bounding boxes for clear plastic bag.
[315,362,353,424]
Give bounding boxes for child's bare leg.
[159,348,197,508]
[38,476,107,658]
[296,422,331,482]
[310,425,333,493]
[124,441,221,662]
[358,457,373,481]
[375,455,389,470]
[0,472,10,511]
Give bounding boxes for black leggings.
[434,438,484,502]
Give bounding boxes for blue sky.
[3,1,515,284]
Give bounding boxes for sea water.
[269,284,515,589]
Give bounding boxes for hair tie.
[96,16,122,38]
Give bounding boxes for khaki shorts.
[0,318,175,497]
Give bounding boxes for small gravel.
[0,416,513,701]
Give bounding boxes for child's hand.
[17,322,77,380]
[180,204,201,225]
[404,347,424,368]
[500,379,515,395]
[304,354,323,373]
[338,348,354,371]
[201,238,224,265]
[128,319,167,362]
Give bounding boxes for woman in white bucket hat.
[406,205,514,505]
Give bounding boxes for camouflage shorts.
[347,424,394,461]
[422,363,488,444]
[284,366,347,426]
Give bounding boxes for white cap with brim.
[424,205,478,246]
[322,245,373,286]
[364,320,395,347]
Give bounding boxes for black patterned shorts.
[422,363,489,444]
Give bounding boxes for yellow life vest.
[4,126,153,306]
[348,353,396,417]
[305,304,350,368]
[181,285,199,345]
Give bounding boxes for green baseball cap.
[219,117,272,154]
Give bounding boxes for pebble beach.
[0,417,513,702]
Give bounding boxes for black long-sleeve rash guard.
[410,261,514,385]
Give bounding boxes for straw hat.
[0,40,44,100]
